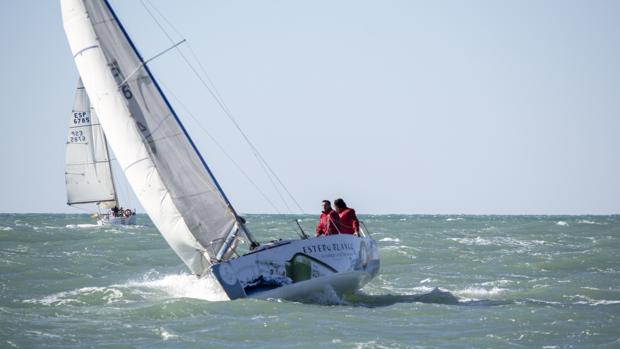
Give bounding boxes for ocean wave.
[344,287,460,307]
[556,221,569,226]
[480,279,514,287]
[577,220,603,225]
[23,330,63,340]
[454,286,508,298]
[570,294,620,306]
[32,226,65,231]
[158,328,179,341]
[0,226,13,231]
[448,236,546,248]
[23,286,125,306]
[65,224,100,229]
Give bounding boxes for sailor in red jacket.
[316,200,340,236]
[333,198,359,235]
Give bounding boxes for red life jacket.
[338,208,359,234]
[316,209,340,236]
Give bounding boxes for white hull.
[97,214,136,226]
[211,234,380,300]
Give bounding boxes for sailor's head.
[334,198,347,212]
[321,200,331,211]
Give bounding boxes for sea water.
[1,214,619,348]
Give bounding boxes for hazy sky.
[1,0,619,215]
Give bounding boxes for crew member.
[333,198,359,235]
[316,200,340,236]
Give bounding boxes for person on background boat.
[111,206,120,217]
[316,200,340,236]
[333,198,359,235]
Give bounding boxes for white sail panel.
[65,79,116,206]
[61,0,239,274]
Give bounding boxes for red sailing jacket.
[338,208,359,234]
[316,209,340,236]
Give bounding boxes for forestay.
[62,0,245,275]
[65,79,117,208]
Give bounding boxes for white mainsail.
[65,78,117,209]
[61,0,245,275]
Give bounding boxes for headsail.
[65,78,117,208]
[62,0,244,275]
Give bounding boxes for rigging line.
[141,0,305,215]
[118,39,186,87]
[158,80,282,214]
[180,37,305,215]
[140,0,291,214]
[255,148,291,213]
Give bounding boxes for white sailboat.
[61,0,379,300]
[65,79,136,225]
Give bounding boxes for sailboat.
[61,0,379,300]
[65,79,136,225]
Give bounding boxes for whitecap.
[448,237,494,246]
[577,220,603,225]
[455,287,507,298]
[556,221,569,226]
[24,330,63,339]
[0,227,13,231]
[570,294,620,306]
[480,279,514,287]
[381,284,435,295]
[449,236,546,249]
[446,218,464,222]
[379,237,400,242]
[158,328,179,341]
[65,224,100,229]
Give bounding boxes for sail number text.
[69,130,86,143]
[73,112,90,125]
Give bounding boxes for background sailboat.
[65,79,136,225]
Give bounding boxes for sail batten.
[62,0,243,274]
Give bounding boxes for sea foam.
[125,272,230,302]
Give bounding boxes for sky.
[1,0,619,215]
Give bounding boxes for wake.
[342,288,512,308]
